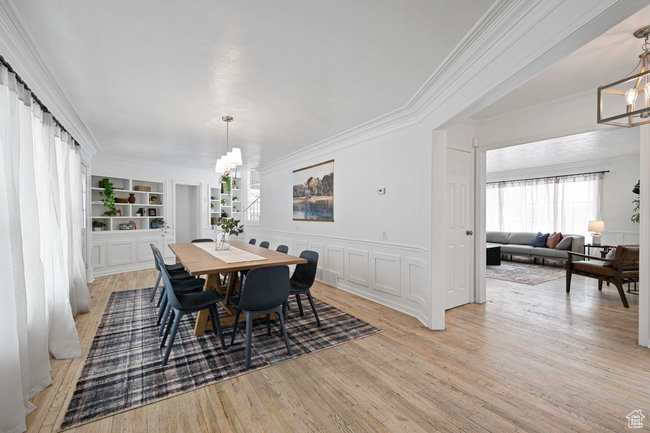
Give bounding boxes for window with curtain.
[0,64,90,433]
[246,169,261,224]
[486,173,604,238]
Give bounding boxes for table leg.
[193,273,221,336]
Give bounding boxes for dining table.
[168,240,307,336]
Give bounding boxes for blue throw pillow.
[532,232,549,247]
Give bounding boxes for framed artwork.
[293,159,334,221]
[148,208,157,216]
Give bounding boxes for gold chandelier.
[598,25,650,127]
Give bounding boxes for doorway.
[175,184,200,243]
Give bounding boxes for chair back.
[152,245,185,310]
[613,245,640,271]
[291,250,319,288]
[238,266,289,311]
[192,238,213,243]
[150,243,162,271]
[249,238,256,245]
[259,241,270,249]
[276,245,289,254]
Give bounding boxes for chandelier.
[215,115,243,175]
[598,25,650,127]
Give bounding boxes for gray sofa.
[486,231,584,263]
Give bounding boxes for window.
[486,173,603,238]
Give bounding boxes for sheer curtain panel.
[486,173,604,238]
[0,65,90,433]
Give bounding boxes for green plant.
[98,178,116,216]
[216,217,244,237]
[221,199,226,205]
[632,198,640,223]
[92,220,105,228]
[232,196,238,201]
[151,218,165,225]
[222,175,231,194]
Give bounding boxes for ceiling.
[486,127,640,174]
[473,4,650,121]
[12,0,494,169]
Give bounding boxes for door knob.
[466,230,473,235]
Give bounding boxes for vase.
[150,220,159,229]
[128,193,136,203]
[215,231,231,251]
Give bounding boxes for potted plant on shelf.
[213,217,243,251]
[98,178,117,216]
[220,198,226,206]
[221,175,231,194]
[150,217,165,229]
[92,220,105,231]
[232,196,238,201]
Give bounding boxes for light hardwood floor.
[26,268,648,433]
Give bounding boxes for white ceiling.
[12,0,494,169]
[473,4,650,121]
[486,127,640,174]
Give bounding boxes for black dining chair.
[249,238,256,245]
[151,245,205,330]
[192,238,213,243]
[259,241,270,249]
[230,265,291,370]
[149,243,191,303]
[284,250,320,326]
[276,245,289,254]
[158,257,227,366]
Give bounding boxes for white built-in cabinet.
[208,176,242,226]
[90,175,174,277]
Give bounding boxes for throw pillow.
[600,247,616,267]
[531,232,549,247]
[547,232,563,248]
[556,236,573,250]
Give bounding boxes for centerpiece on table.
[213,217,243,251]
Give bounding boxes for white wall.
[486,154,641,245]
[175,184,200,243]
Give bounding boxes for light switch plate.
[377,187,386,195]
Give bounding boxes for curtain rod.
[0,54,79,147]
[487,170,609,184]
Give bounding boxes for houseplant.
[150,217,165,229]
[98,177,117,216]
[221,175,231,194]
[632,180,640,223]
[92,220,105,231]
[214,217,243,250]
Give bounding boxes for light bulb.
[625,88,638,106]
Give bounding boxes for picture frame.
[148,208,157,216]
[292,159,334,221]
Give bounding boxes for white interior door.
[445,147,473,309]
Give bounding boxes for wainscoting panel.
[245,228,431,328]
[371,252,401,296]
[92,243,104,269]
[91,232,174,277]
[345,248,370,287]
[108,240,136,267]
[404,257,428,304]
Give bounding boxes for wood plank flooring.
[26,268,648,432]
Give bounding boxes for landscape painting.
[293,160,334,221]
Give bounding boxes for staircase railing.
[243,196,260,225]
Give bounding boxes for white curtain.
[0,65,90,433]
[486,173,604,238]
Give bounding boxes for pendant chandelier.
[598,25,650,127]
[215,115,243,175]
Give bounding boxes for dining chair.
[259,241,270,249]
[149,243,190,303]
[276,245,289,254]
[158,257,227,366]
[192,238,213,243]
[230,265,291,370]
[284,250,320,326]
[151,245,205,329]
[249,238,256,245]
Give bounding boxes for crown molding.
[0,0,101,159]
[259,0,646,173]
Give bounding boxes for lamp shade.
[215,158,225,173]
[230,147,243,165]
[588,220,605,232]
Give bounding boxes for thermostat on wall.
[377,187,386,195]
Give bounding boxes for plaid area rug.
[61,287,380,430]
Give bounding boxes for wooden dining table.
[168,240,307,336]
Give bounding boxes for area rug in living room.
[486,261,566,285]
[60,287,380,430]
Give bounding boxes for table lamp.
[588,220,605,245]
